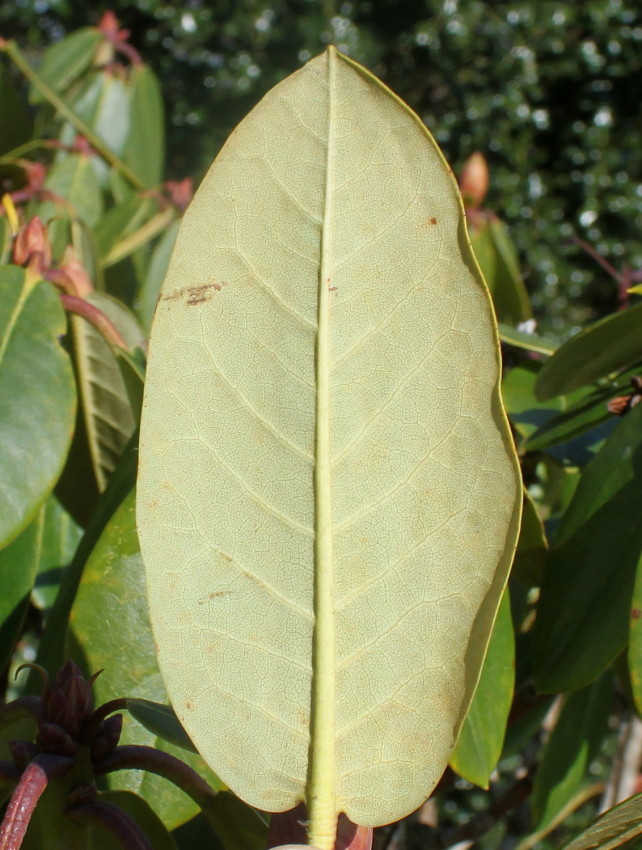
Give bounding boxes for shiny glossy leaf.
[535,303,642,401]
[69,490,225,830]
[449,591,515,788]
[533,402,642,693]
[531,673,612,829]
[124,64,165,189]
[0,266,76,547]
[138,48,521,843]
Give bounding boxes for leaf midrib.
[307,47,338,850]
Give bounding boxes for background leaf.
[0,266,76,548]
[535,303,642,401]
[449,590,515,788]
[69,490,225,831]
[531,673,612,830]
[532,402,642,693]
[123,64,164,190]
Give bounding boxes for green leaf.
[449,590,515,788]
[525,387,614,453]
[0,510,42,672]
[70,292,143,493]
[127,699,197,754]
[560,790,642,850]
[124,64,165,189]
[470,215,532,325]
[69,490,225,831]
[498,322,558,356]
[502,365,565,442]
[628,553,642,715]
[37,153,104,227]
[532,402,642,693]
[512,489,547,588]
[531,673,612,829]
[0,495,80,669]
[137,47,522,843]
[33,28,102,98]
[137,219,180,329]
[31,495,82,612]
[0,266,76,548]
[95,196,157,262]
[535,303,642,401]
[34,432,139,683]
[0,64,32,155]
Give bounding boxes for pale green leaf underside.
[137,48,521,829]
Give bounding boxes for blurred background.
[2,0,641,332]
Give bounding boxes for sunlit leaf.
[0,266,76,548]
[535,303,642,401]
[138,48,521,843]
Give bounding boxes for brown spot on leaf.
[209,590,231,599]
[162,281,223,306]
[185,701,193,710]
[429,217,438,225]
[632,608,642,619]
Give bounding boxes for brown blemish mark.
[185,701,193,710]
[632,608,642,619]
[162,281,223,306]
[329,286,338,292]
[209,590,231,599]
[428,217,438,225]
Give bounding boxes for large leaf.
[449,590,515,788]
[532,401,642,693]
[535,303,642,401]
[137,48,521,844]
[0,266,76,548]
[69,490,225,831]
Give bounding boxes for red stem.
[60,294,127,349]
[0,754,72,850]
